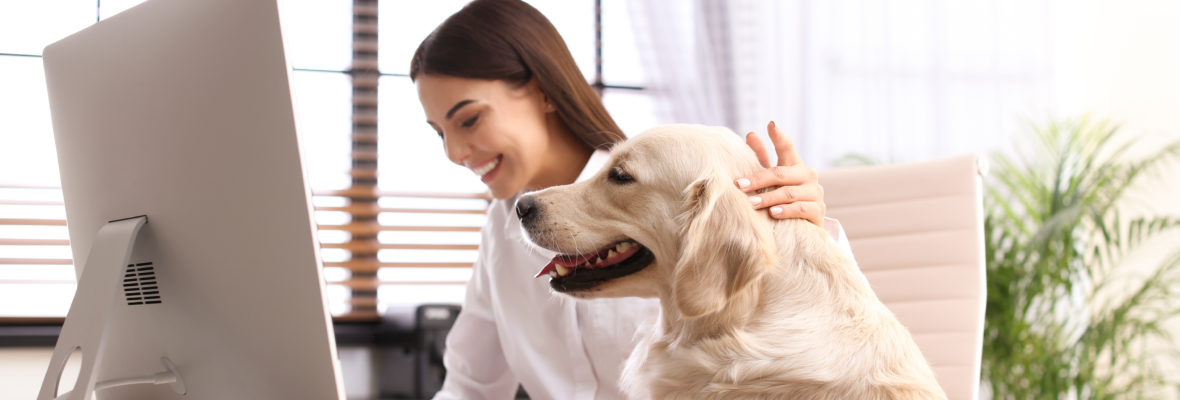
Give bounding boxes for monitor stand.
[38,216,186,400]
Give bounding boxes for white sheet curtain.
[627,0,1062,169]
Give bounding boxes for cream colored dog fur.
[518,124,946,399]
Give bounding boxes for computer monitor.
[38,0,345,398]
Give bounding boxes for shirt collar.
[575,149,611,184]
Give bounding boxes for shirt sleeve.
[433,214,520,400]
[823,216,859,263]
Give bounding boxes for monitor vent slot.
[123,262,162,306]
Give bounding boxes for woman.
[411,1,852,398]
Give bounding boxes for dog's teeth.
[556,265,570,276]
[582,262,592,268]
[618,242,633,252]
[607,250,617,259]
[593,256,603,265]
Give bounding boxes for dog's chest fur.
[624,296,870,399]
[621,223,946,400]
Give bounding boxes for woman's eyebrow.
[426,99,477,126]
[445,99,476,120]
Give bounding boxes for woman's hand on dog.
[736,121,826,227]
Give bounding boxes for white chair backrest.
[821,154,986,400]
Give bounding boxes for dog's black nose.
[515,195,539,223]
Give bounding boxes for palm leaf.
[981,116,1180,399]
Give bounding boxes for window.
[800,0,1057,166]
[0,0,652,322]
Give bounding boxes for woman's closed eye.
[461,114,480,128]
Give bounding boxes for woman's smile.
[416,75,592,199]
[472,155,503,183]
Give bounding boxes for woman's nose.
[443,132,471,166]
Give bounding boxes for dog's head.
[518,124,778,317]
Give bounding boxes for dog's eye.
[608,167,635,184]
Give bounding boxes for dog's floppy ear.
[673,173,777,318]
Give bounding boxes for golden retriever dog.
[516,124,946,399]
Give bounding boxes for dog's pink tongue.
[535,260,557,279]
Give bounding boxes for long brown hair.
[409,0,625,150]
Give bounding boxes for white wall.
[1075,0,1180,393]
[1081,1,1180,139]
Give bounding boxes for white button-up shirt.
[433,150,855,400]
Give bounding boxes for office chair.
[822,154,987,400]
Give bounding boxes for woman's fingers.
[767,121,802,167]
[735,165,818,193]
[735,121,827,227]
[766,200,825,226]
[745,131,773,168]
[746,183,823,210]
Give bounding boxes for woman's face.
[416,74,565,199]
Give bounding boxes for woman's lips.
[480,155,503,183]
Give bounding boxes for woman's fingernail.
[749,196,762,206]
[770,206,783,216]
[770,121,777,130]
[736,178,751,189]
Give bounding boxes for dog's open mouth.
[534,239,655,292]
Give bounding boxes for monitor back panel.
[43,0,343,397]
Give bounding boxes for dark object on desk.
[378,303,460,399]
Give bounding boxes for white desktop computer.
[39,0,346,398]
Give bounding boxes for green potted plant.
[981,116,1180,399]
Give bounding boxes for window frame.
[0,0,649,328]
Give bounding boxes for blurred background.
[1,0,1177,398]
